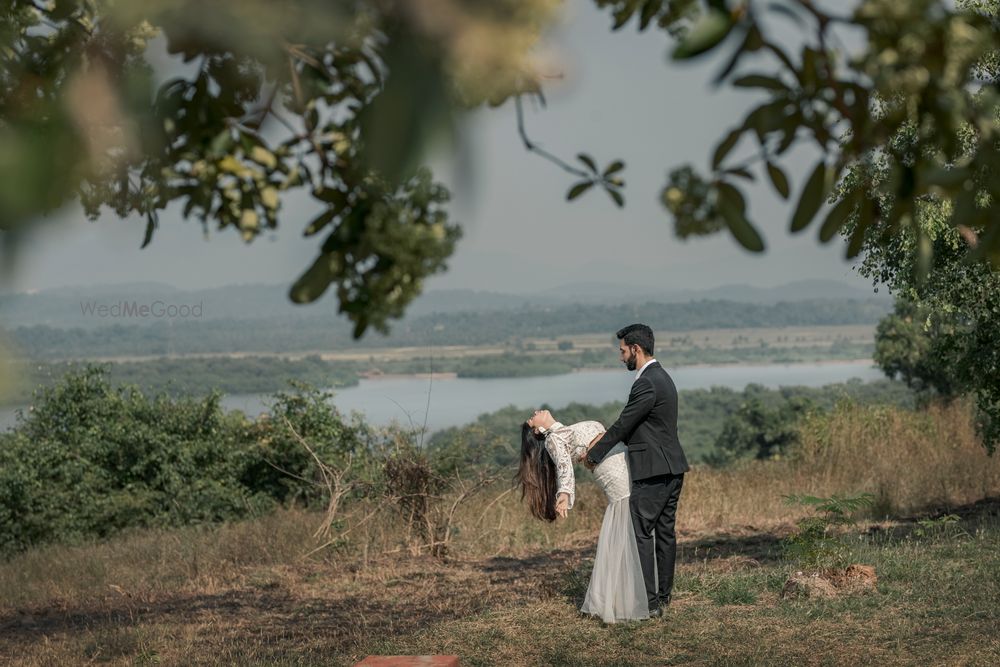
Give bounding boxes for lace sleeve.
[544,423,577,510]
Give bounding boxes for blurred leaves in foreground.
[2,0,1000,338]
[0,0,560,336]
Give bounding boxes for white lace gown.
[545,420,649,623]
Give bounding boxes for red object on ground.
[354,657,460,667]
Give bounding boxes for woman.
[514,409,648,623]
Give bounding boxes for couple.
[516,324,690,623]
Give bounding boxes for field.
[70,324,875,364]
[2,402,998,666]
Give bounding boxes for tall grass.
[678,399,998,531]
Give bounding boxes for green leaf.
[775,113,801,155]
[612,4,637,30]
[50,1,81,21]
[567,180,595,201]
[603,160,625,177]
[725,167,755,181]
[712,129,743,169]
[766,162,790,199]
[818,195,856,242]
[717,182,765,252]
[790,161,827,232]
[639,0,662,30]
[315,187,347,206]
[733,74,789,91]
[140,214,157,249]
[713,25,764,85]
[606,187,625,208]
[746,100,789,141]
[289,254,334,304]
[672,10,734,60]
[577,153,598,173]
[208,129,235,158]
[358,33,451,185]
[304,208,337,236]
[845,202,872,259]
[800,47,820,89]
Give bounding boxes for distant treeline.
[2,298,889,359]
[2,356,359,406]
[427,379,916,466]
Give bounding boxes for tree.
[842,0,1000,452]
[864,216,1000,451]
[706,390,813,465]
[872,299,963,400]
[1,0,999,338]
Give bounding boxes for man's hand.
[555,492,570,518]
[580,430,604,471]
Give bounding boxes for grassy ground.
[2,402,999,666]
[2,506,997,666]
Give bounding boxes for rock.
[781,564,877,600]
[781,571,838,599]
[833,564,878,593]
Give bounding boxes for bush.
[0,365,503,559]
[705,395,814,466]
[0,366,376,557]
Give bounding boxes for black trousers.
[629,472,684,610]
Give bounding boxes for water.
[0,361,882,434]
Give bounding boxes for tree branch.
[515,95,593,181]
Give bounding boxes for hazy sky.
[2,3,873,297]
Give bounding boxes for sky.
[0,2,874,298]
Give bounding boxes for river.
[0,360,883,434]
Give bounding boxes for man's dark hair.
[617,323,654,355]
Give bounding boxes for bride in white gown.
[515,409,648,623]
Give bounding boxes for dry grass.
[2,401,999,666]
[678,400,999,533]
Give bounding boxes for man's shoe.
[660,594,672,607]
[647,606,662,619]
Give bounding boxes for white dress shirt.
[634,357,657,381]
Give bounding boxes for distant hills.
[0,278,888,329]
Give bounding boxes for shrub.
[0,366,375,556]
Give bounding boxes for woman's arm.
[544,427,576,515]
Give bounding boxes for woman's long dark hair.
[513,422,558,522]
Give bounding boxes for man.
[583,323,689,617]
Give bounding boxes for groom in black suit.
[584,324,689,617]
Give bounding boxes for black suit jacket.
[587,361,690,480]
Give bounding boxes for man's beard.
[625,352,637,371]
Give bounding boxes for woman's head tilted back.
[514,421,558,522]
